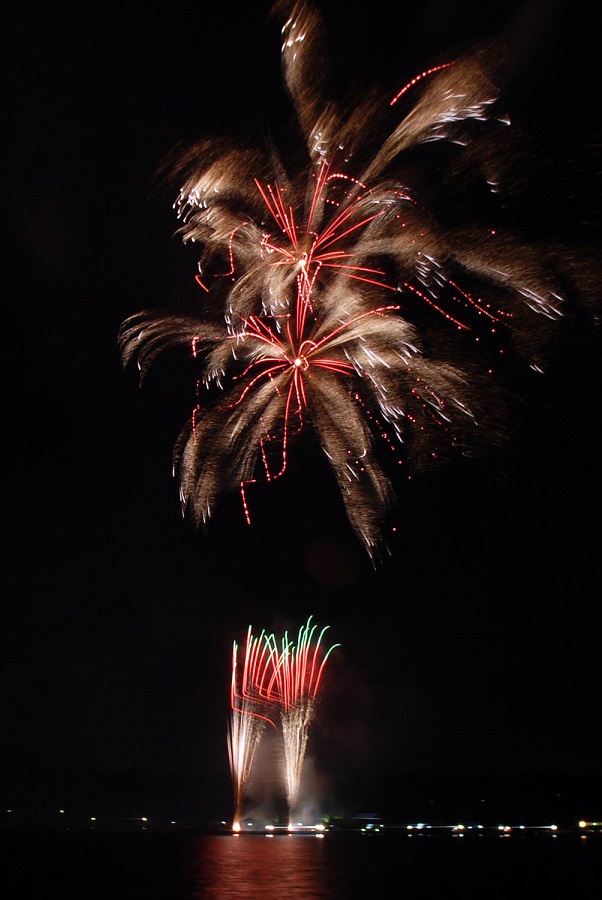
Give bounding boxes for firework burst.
[119,0,591,558]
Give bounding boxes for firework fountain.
[264,617,340,829]
[227,616,339,830]
[227,626,278,831]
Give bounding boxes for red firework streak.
[262,616,340,711]
[227,627,278,830]
[229,626,278,727]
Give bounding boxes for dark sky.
[4,0,601,820]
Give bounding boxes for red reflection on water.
[188,834,346,898]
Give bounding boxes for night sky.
[4,0,601,822]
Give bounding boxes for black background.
[4,0,601,824]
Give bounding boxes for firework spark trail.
[227,627,279,830]
[227,617,339,829]
[119,0,594,559]
[263,616,340,827]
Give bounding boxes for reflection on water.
[186,834,351,899]
[2,829,601,900]
[177,831,602,900]
[178,834,602,900]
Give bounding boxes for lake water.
[2,829,601,899]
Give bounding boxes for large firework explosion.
[119,0,597,559]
